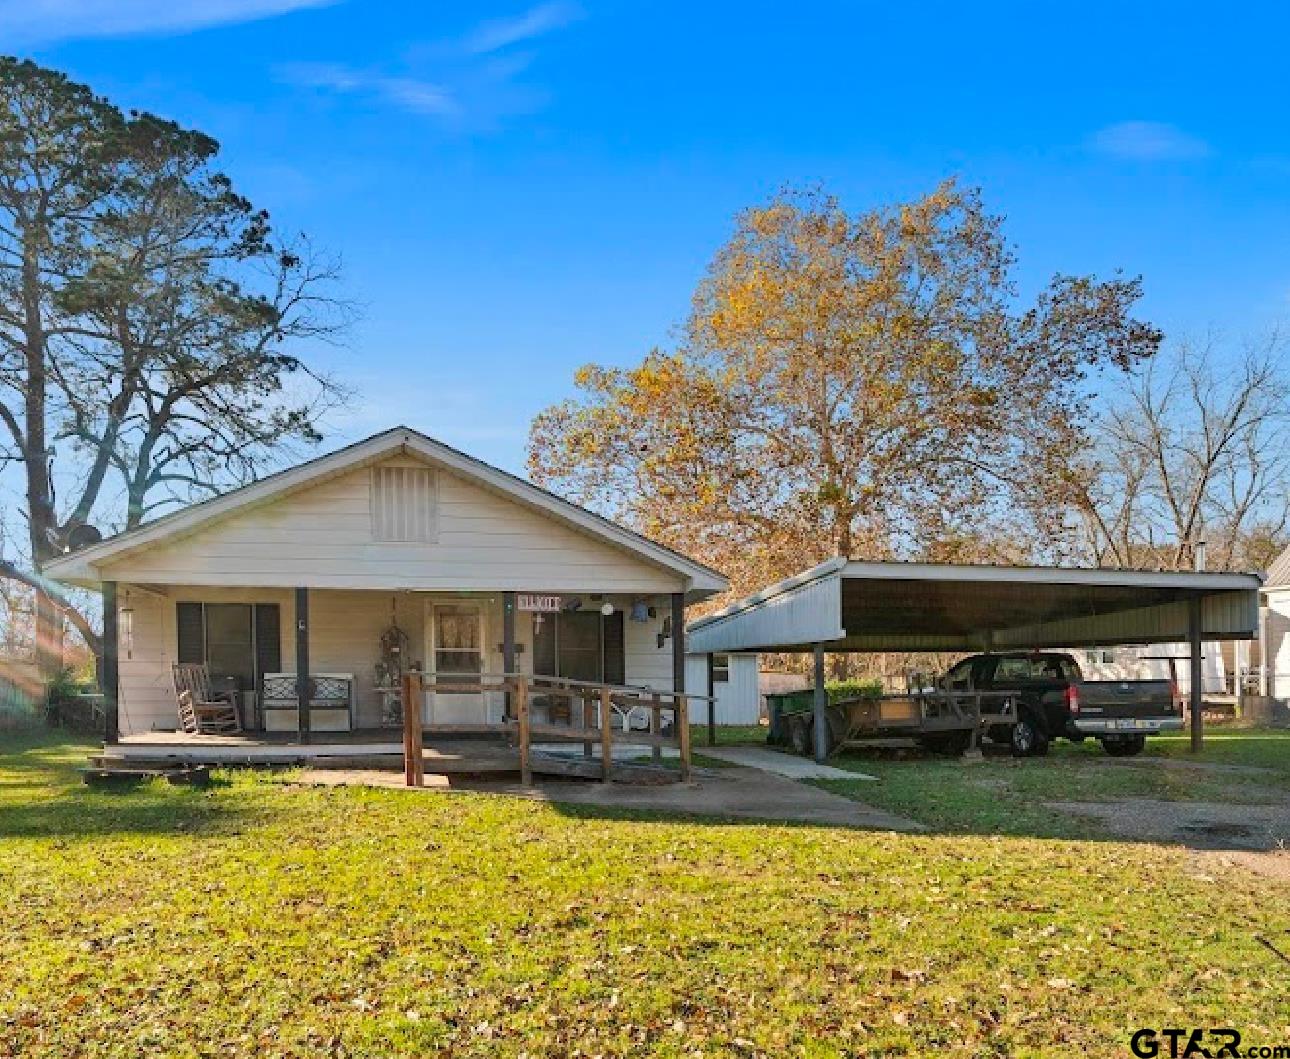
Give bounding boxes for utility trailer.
[771,683,1021,757]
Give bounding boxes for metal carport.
[687,558,1262,760]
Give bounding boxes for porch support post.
[671,593,685,695]
[813,644,828,763]
[101,580,119,745]
[670,585,691,753]
[502,591,516,717]
[295,587,310,744]
[1189,593,1204,752]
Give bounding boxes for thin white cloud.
[280,4,582,130]
[1089,121,1211,161]
[279,62,458,116]
[0,0,338,44]
[461,1,582,54]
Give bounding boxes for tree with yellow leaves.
[529,181,1161,603]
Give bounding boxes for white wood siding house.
[1259,545,1290,701]
[44,427,727,741]
[1069,642,1227,696]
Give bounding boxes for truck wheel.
[788,715,813,756]
[1011,712,1050,757]
[1102,735,1146,757]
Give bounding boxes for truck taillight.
[1065,685,1080,715]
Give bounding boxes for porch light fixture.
[600,602,614,617]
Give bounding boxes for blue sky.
[8,0,1290,474]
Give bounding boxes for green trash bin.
[765,689,816,745]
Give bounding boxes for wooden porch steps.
[81,764,213,788]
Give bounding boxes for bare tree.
[1061,332,1290,571]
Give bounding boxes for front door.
[427,602,487,724]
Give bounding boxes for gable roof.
[1266,544,1290,589]
[41,426,728,597]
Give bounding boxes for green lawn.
[818,728,1290,840]
[1144,727,1290,772]
[689,722,767,747]
[1,730,1287,1057]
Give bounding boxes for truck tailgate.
[1073,680,1182,733]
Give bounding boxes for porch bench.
[261,673,354,733]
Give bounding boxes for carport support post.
[1189,594,1204,752]
[295,588,310,745]
[813,644,828,763]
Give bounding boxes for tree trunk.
[21,230,64,679]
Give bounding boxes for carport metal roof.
[687,558,1262,655]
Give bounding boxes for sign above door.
[517,594,562,613]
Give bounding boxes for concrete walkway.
[298,765,921,831]
[699,745,877,781]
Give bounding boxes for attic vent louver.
[371,465,437,542]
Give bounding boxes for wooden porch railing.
[399,671,694,787]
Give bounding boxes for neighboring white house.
[1259,545,1290,700]
[1072,642,1227,696]
[44,427,727,738]
[683,652,760,724]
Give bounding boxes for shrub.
[825,678,883,703]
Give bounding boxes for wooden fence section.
[400,671,695,787]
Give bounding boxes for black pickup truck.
[941,651,1184,757]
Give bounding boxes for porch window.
[176,602,281,693]
[533,610,625,685]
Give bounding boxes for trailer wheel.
[788,715,813,756]
[1010,712,1050,757]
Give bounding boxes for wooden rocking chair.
[172,663,242,735]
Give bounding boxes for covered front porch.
[100,583,698,782]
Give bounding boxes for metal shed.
[688,558,1262,759]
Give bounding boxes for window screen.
[532,611,626,684]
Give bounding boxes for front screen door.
[428,603,486,723]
